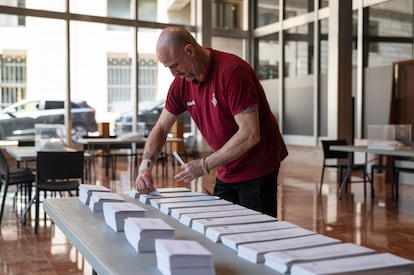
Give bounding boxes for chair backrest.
[0,149,9,181]
[184,135,196,153]
[321,139,348,160]
[36,151,84,183]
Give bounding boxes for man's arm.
[174,104,260,182]
[135,108,177,193]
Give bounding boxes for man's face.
[158,45,196,81]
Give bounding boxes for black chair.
[183,134,197,161]
[0,149,35,224]
[319,139,372,198]
[33,151,84,233]
[391,157,414,202]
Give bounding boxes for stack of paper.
[221,227,315,250]
[150,196,219,210]
[155,239,215,275]
[180,208,260,227]
[88,192,124,213]
[263,243,376,273]
[103,202,147,232]
[79,184,111,205]
[238,234,341,263]
[139,191,207,204]
[205,221,297,243]
[192,214,277,234]
[170,204,245,220]
[161,199,234,215]
[124,218,175,253]
[290,253,414,275]
[128,187,191,199]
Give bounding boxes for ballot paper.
[128,187,191,199]
[170,204,246,220]
[124,218,174,253]
[237,234,341,263]
[150,195,219,210]
[79,184,111,205]
[205,220,297,243]
[139,191,207,204]
[155,239,215,275]
[192,214,277,234]
[160,199,234,215]
[290,252,414,275]
[103,202,147,232]
[88,192,124,213]
[263,243,375,273]
[221,227,315,251]
[180,208,260,227]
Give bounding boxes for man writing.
[135,27,287,217]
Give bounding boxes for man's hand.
[135,169,156,194]
[174,158,205,183]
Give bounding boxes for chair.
[0,149,35,224]
[391,157,414,202]
[183,134,197,161]
[319,139,372,198]
[33,151,84,233]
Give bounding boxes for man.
[135,27,287,217]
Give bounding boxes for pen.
[172,151,185,165]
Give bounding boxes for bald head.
[156,27,198,54]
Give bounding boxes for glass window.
[0,0,65,12]
[211,36,246,59]
[107,55,132,112]
[319,0,329,9]
[0,52,26,108]
[255,33,279,80]
[284,0,313,19]
[212,0,244,30]
[284,23,313,77]
[256,0,279,28]
[367,0,413,67]
[137,0,192,25]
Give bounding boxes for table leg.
[338,152,352,199]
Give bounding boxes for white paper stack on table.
[263,243,376,274]
[150,195,220,210]
[128,187,191,199]
[192,214,277,234]
[139,191,207,204]
[88,192,124,213]
[171,204,246,220]
[180,208,261,227]
[205,220,297,243]
[79,184,111,205]
[124,217,174,253]
[221,227,315,251]
[290,252,414,275]
[161,199,234,215]
[238,234,341,263]
[155,239,215,275]
[103,202,147,232]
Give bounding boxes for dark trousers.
[213,169,278,217]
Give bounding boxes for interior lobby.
[1,0,414,273]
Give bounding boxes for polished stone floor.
[1,145,413,274]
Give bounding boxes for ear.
[184,44,195,57]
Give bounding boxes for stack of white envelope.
[103,202,147,232]
[88,192,124,213]
[124,217,174,253]
[155,239,215,275]
[79,184,111,205]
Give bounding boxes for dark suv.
[0,99,98,142]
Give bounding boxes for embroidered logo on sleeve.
[211,93,217,107]
[187,100,195,106]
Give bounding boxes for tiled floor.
[1,145,413,274]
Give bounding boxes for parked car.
[0,98,98,142]
[115,101,192,137]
